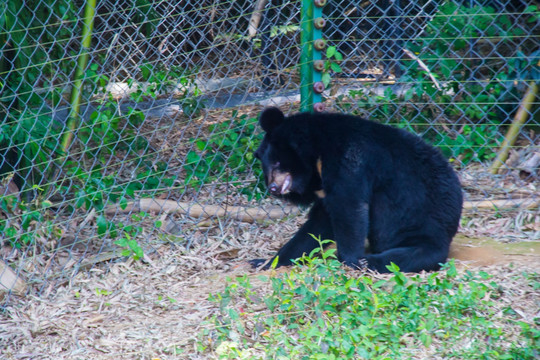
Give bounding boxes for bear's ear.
[259,107,285,133]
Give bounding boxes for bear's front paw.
[357,258,369,269]
[248,258,270,269]
[342,257,369,270]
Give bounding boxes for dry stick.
[490,81,538,174]
[247,0,268,38]
[105,197,537,224]
[105,198,299,223]
[463,198,538,210]
[403,48,442,91]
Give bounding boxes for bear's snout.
[268,170,292,195]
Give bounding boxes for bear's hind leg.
[364,240,451,273]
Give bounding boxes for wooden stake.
[490,81,538,174]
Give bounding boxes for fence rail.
[0,0,538,308]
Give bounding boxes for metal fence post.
[301,0,327,112]
[312,0,326,112]
[300,0,314,112]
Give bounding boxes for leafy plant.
[407,2,535,86]
[345,2,539,164]
[114,232,144,260]
[183,112,265,199]
[0,0,78,192]
[95,211,152,261]
[0,1,196,255]
[0,110,65,192]
[198,244,539,359]
[58,62,179,215]
[270,24,300,38]
[134,63,205,116]
[321,46,343,88]
[437,123,501,163]
[0,183,59,249]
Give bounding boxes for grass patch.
[197,242,539,359]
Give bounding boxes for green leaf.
[186,151,201,164]
[75,190,86,209]
[128,239,143,259]
[330,62,342,73]
[322,73,331,87]
[326,46,336,58]
[115,238,128,247]
[96,215,108,236]
[195,140,206,151]
[119,197,128,210]
[271,256,280,269]
[420,332,432,347]
[109,222,118,239]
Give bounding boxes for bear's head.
[254,108,318,202]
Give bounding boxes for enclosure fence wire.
[0,0,538,308]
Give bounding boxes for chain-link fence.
[0,0,538,308]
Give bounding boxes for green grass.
[197,241,539,359]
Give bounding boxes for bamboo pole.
[61,0,97,152]
[489,81,538,174]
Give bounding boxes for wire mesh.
[0,0,538,308]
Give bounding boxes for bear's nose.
[269,183,279,194]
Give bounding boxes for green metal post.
[312,4,323,106]
[300,0,314,112]
[301,0,327,112]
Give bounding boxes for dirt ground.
[1,206,539,359]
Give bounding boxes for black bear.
[250,107,463,273]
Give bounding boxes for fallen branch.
[78,249,122,271]
[403,48,442,91]
[105,198,299,223]
[247,0,268,38]
[104,197,538,224]
[463,198,538,210]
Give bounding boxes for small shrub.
[198,242,539,359]
[183,113,265,199]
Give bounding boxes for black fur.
[251,107,463,273]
